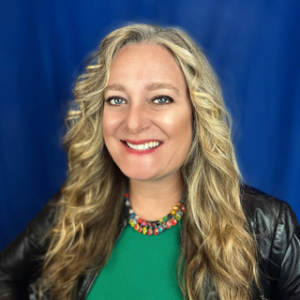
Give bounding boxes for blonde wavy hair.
[39,24,260,300]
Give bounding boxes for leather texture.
[0,185,299,299]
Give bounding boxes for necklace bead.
[124,190,186,236]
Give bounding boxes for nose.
[123,103,150,135]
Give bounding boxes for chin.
[120,166,159,181]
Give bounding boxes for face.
[103,44,192,182]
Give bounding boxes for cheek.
[102,115,109,142]
[163,109,193,159]
[179,112,193,150]
[102,111,118,141]
[176,118,192,153]
[169,109,192,141]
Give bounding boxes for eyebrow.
[104,84,126,93]
[104,82,181,96]
[146,82,181,96]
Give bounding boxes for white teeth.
[126,141,161,151]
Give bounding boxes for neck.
[128,170,184,221]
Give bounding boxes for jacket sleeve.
[271,201,300,300]
[0,188,62,299]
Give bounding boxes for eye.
[105,97,126,105]
[153,95,173,105]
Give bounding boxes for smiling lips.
[121,140,162,154]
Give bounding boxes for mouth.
[121,140,163,151]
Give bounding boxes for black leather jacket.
[0,185,300,299]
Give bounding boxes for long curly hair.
[39,24,260,300]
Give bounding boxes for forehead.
[107,44,187,91]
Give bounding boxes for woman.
[0,24,299,300]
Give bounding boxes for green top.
[87,222,184,300]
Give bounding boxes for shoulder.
[241,184,298,228]
[27,187,63,250]
[240,184,299,253]
[240,184,299,237]
[0,187,62,285]
[240,184,300,289]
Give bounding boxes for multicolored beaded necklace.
[124,188,186,236]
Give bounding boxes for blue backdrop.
[0,0,299,251]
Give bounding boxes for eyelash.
[153,95,173,105]
[104,97,125,105]
[104,95,174,106]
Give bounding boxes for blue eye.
[153,96,173,104]
[105,98,125,105]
